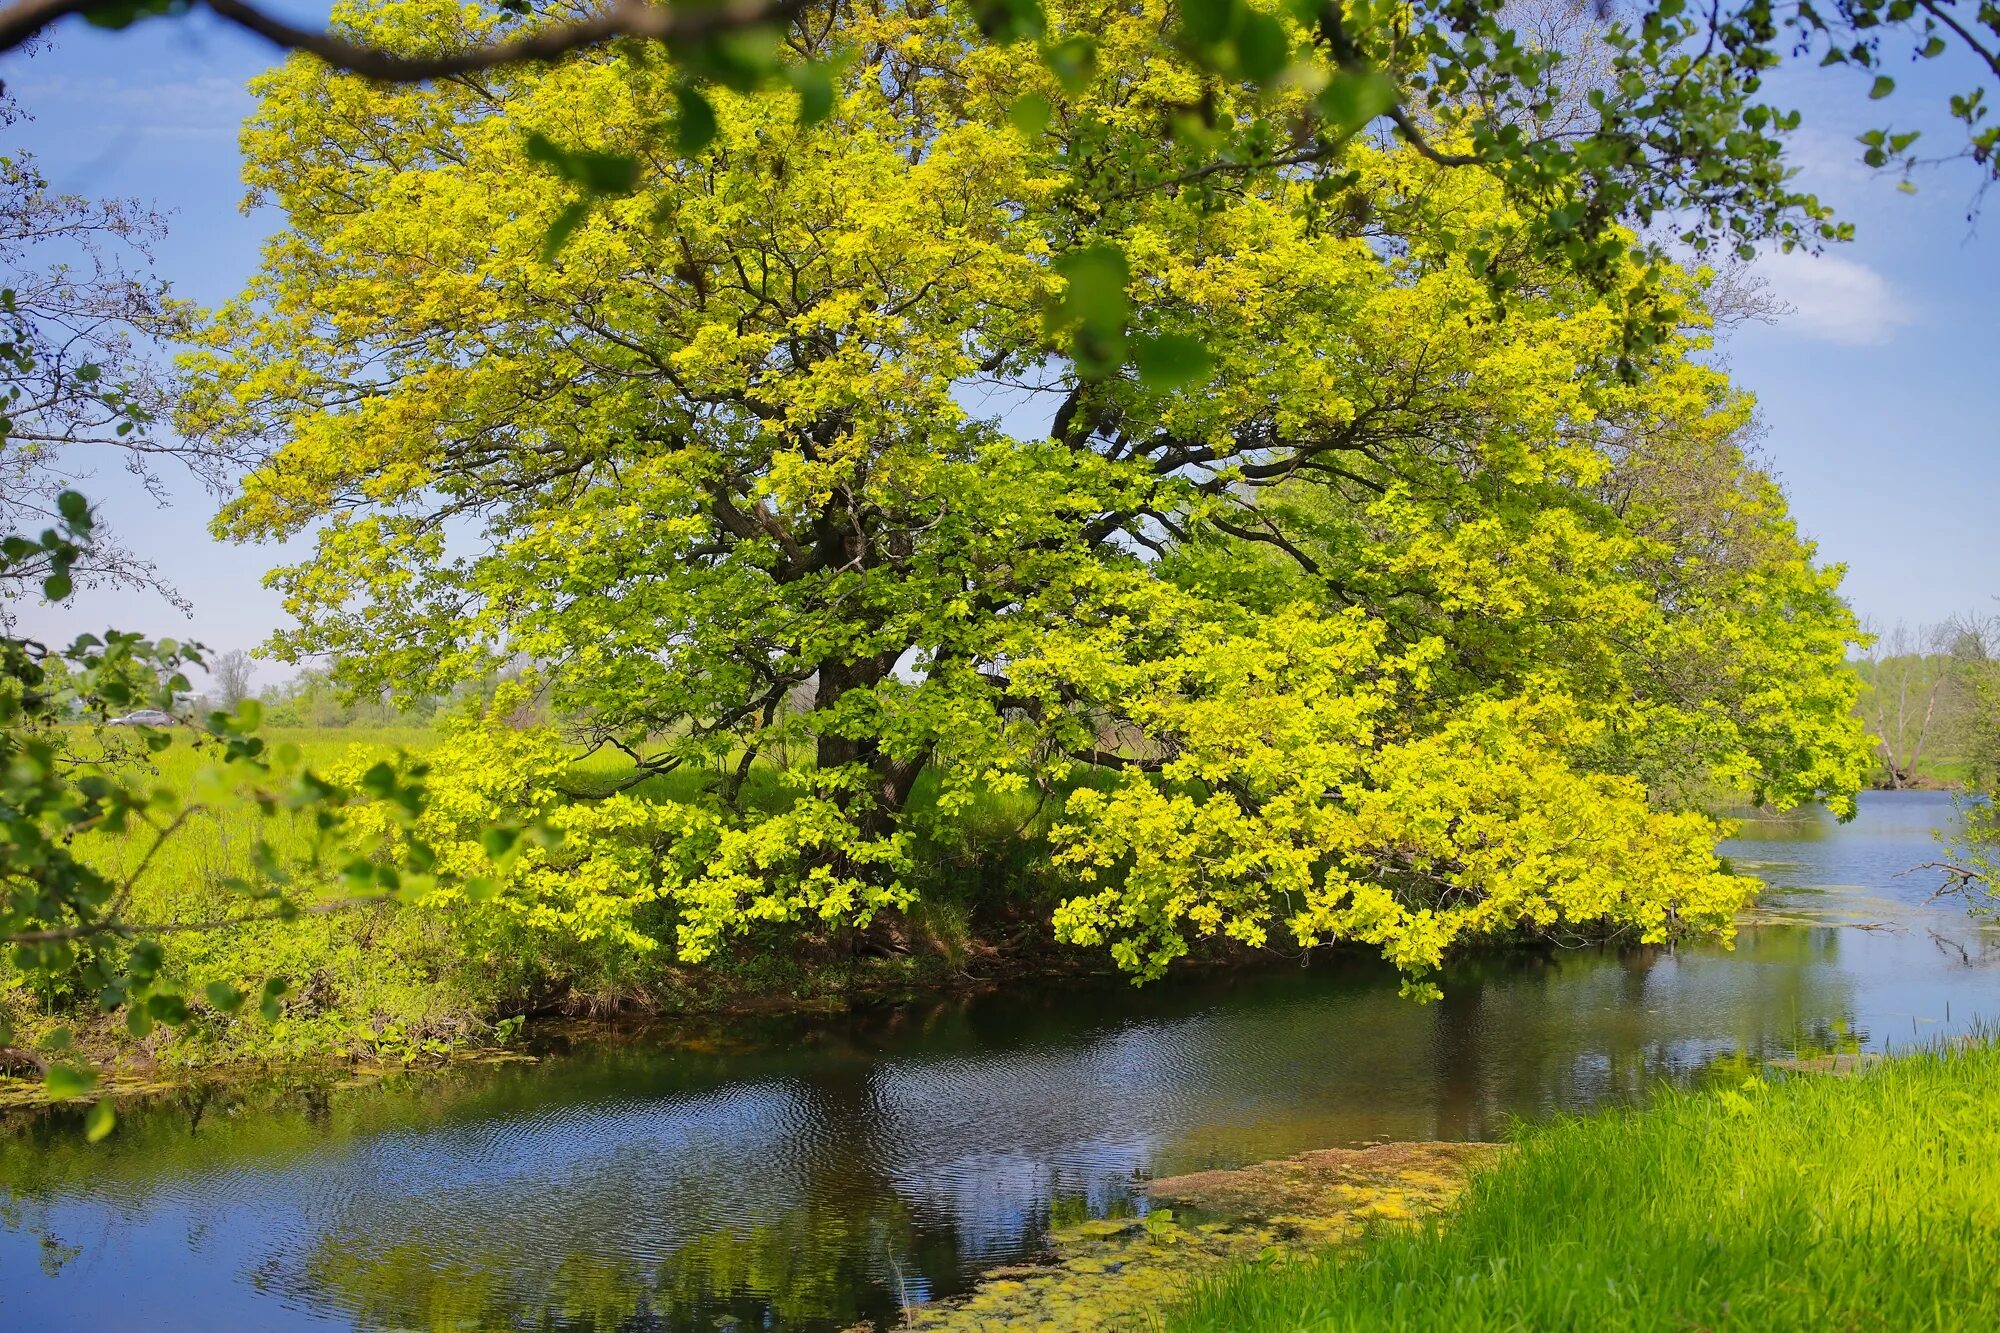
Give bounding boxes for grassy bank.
[1170,1041,2000,1331]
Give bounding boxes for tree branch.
[0,0,810,82]
[2,894,386,945]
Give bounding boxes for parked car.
[106,709,178,727]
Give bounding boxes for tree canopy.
[8,0,2000,376]
[178,0,1872,995]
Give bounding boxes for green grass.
[1168,1042,2000,1332]
[70,724,431,889]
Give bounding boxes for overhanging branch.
[0,0,809,83]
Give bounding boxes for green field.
[69,724,432,888]
[1169,1042,2000,1331]
[4,725,475,1065]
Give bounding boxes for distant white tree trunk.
[1860,620,1951,789]
[211,649,254,711]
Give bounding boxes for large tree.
[184,0,1870,993]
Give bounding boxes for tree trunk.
[812,652,926,837]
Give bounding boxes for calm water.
[4,791,1998,1331]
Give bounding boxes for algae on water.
[875,1140,1504,1331]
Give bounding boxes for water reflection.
[4,791,1998,1331]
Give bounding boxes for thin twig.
[3,894,386,945]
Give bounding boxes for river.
[3,790,1996,1330]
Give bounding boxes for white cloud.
[1754,248,1915,346]
[1780,128,1879,194]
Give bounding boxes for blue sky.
[3,9,1996,683]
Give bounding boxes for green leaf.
[1009,92,1053,137]
[84,1098,116,1143]
[1180,0,1237,48]
[56,491,90,525]
[204,981,246,1014]
[675,86,719,155]
[541,200,592,262]
[970,0,1045,42]
[521,132,639,194]
[1050,243,1132,378]
[42,572,71,602]
[790,63,835,125]
[1319,70,1399,133]
[233,697,263,731]
[482,825,521,859]
[44,1064,97,1100]
[259,976,290,1023]
[1054,244,1131,325]
[1132,333,1214,390]
[1869,75,1895,100]
[1233,12,1290,84]
[1043,36,1098,92]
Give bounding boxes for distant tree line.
[1852,617,2000,790]
[187,650,550,730]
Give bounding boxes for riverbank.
[2,791,1989,1333]
[1168,1039,2000,1331]
[0,925,1097,1105]
[0,928,1406,1109]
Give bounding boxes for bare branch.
[2,894,387,945]
[0,0,810,82]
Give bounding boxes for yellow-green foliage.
[173,0,1871,1001]
[332,687,917,965]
